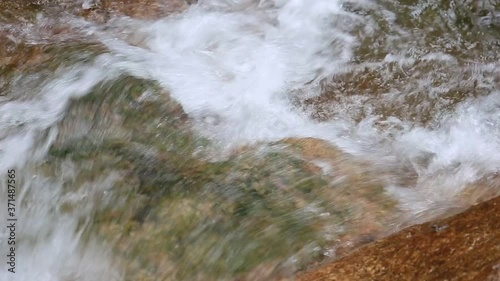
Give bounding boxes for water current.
[0,0,499,280]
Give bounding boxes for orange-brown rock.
[298,196,500,281]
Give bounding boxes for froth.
[0,63,116,281]
[98,0,360,147]
[95,0,500,213]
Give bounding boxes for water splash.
[92,0,500,207]
[0,0,499,280]
[0,62,119,280]
[94,0,360,147]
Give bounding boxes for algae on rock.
[42,75,398,280]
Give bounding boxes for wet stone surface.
[79,0,194,22]
[298,196,500,281]
[0,0,499,280]
[41,75,400,280]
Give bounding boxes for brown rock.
[81,0,194,22]
[298,196,500,281]
[0,0,45,22]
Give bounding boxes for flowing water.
[0,0,499,280]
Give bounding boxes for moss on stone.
[41,74,398,280]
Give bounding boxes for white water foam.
[90,0,500,211]
[93,0,362,147]
[0,0,499,279]
[386,91,500,216]
[0,62,122,281]
[0,1,365,278]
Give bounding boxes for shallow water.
[0,0,499,280]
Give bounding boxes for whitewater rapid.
[94,0,500,211]
[0,0,499,280]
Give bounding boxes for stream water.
[0,0,499,280]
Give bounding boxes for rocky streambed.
[0,0,499,281]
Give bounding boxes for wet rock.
[298,196,500,281]
[45,76,400,281]
[0,1,45,22]
[0,1,45,73]
[80,0,195,22]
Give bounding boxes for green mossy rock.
[42,74,397,280]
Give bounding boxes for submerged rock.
[42,74,399,280]
[298,196,500,281]
[0,0,196,25]
[80,0,195,22]
[0,1,45,22]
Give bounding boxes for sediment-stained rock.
[298,196,500,281]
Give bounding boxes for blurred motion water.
[0,0,499,280]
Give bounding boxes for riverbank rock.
[298,196,500,281]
